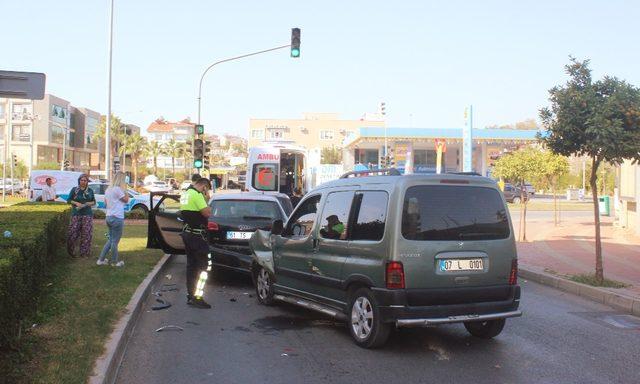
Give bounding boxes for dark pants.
[180,232,209,299]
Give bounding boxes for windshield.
[210,200,282,221]
[402,185,510,241]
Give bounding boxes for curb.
[519,266,640,316]
[88,253,174,384]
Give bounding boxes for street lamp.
[105,0,115,181]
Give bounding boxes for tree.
[539,57,640,284]
[125,133,146,185]
[487,118,538,130]
[492,147,543,241]
[144,141,165,175]
[33,162,60,170]
[95,115,124,158]
[536,151,570,225]
[321,146,343,164]
[164,138,183,177]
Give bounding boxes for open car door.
[147,192,186,255]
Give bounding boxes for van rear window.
[402,185,509,241]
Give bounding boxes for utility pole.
[105,0,115,181]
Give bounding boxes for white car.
[86,182,157,213]
[180,180,192,190]
[144,181,172,193]
[0,179,24,194]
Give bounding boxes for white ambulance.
[246,145,308,195]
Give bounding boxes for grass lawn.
[3,223,163,384]
[0,196,28,206]
[508,201,593,211]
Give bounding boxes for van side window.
[351,191,388,241]
[319,191,354,240]
[283,195,321,238]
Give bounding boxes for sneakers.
[96,259,109,266]
[187,297,212,309]
[112,261,125,267]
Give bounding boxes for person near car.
[42,177,57,202]
[66,174,96,258]
[97,172,130,267]
[180,177,213,309]
[289,187,303,208]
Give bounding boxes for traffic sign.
[0,70,46,100]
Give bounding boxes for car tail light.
[386,262,405,289]
[207,221,219,231]
[440,179,469,184]
[509,259,518,285]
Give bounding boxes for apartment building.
[248,113,386,152]
[146,118,194,170]
[0,95,102,173]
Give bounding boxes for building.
[342,127,539,176]
[146,118,194,171]
[248,113,386,153]
[0,95,102,175]
[617,160,639,235]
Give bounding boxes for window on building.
[11,125,30,141]
[351,191,388,241]
[269,130,285,139]
[355,149,379,166]
[319,191,354,240]
[413,150,440,172]
[38,146,58,163]
[51,125,65,144]
[251,129,263,138]
[0,104,5,119]
[12,104,32,120]
[51,105,68,121]
[284,195,321,238]
[320,130,334,140]
[0,125,5,140]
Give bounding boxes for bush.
[0,202,71,348]
[125,209,148,220]
[93,209,106,219]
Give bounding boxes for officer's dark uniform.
[179,184,211,308]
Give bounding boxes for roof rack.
[340,168,401,179]
[446,171,482,176]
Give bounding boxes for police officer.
[180,177,213,309]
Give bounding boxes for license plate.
[439,258,484,272]
[226,231,253,240]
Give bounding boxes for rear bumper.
[372,285,521,326]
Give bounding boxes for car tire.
[254,266,275,306]
[512,197,521,204]
[348,288,391,349]
[464,319,506,339]
[132,204,148,214]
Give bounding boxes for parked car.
[522,183,535,196]
[179,180,192,190]
[58,181,156,214]
[206,193,292,276]
[503,183,528,204]
[0,179,24,194]
[144,180,172,193]
[249,171,521,348]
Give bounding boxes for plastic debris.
[155,325,184,332]
[281,353,288,357]
[152,298,172,310]
[3,230,12,238]
[165,274,172,280]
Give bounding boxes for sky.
[3,0,640,137]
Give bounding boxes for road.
[116,256,640,384]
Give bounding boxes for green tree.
[95,115,124,159]
[164,138,183,177]
[144,141,165,175]
[321,146,343,164]
[231,143,247,156]
[33,162,60,170]
[492,147,543,241]
[539,57,640,284]
[124,133,146,185]
[536,151,570,225]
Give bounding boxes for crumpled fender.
[249,229,274,275]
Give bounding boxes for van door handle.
[312,238,319,251]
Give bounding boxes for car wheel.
[132,204,148,213]
[512,197,521,204]
[464,319,506,339]
[255,266,275,305]
[348,288,391,348]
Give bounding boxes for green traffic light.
[194,159,203,168]
[291,48,300,58]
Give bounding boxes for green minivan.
[250,171,521,348]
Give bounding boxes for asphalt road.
[116,255,640,384]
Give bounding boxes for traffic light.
[63,159,70,170]
[12,154,18,168]
[378,101,386,116]
[195,124,204,135]
[203,141,211,169]
[290,28,301,58]
[194,139,204,169]
[379,155,387,168]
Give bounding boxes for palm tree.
[145,141,165,175]
[182,144,192,178]
[125,133,146,185]
[164,138,182,178]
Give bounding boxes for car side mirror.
[271,219,284,236]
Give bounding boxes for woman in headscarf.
[66,174,96,257]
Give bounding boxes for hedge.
[0,202,71,348]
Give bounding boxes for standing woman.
[67,174,96,257]
[97,172,130,267]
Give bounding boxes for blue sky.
[4,0,639,136]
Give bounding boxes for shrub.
[93,209,106,219]
[125,209,148,220]
[0,202,71,348]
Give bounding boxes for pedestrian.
[42,177,57,202]
[66,174,96,258]
[180,177,213,309]
[97,172,130,267]
[290,187,303,208]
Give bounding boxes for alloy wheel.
[351,297,374,340]
[257,268,271,300]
